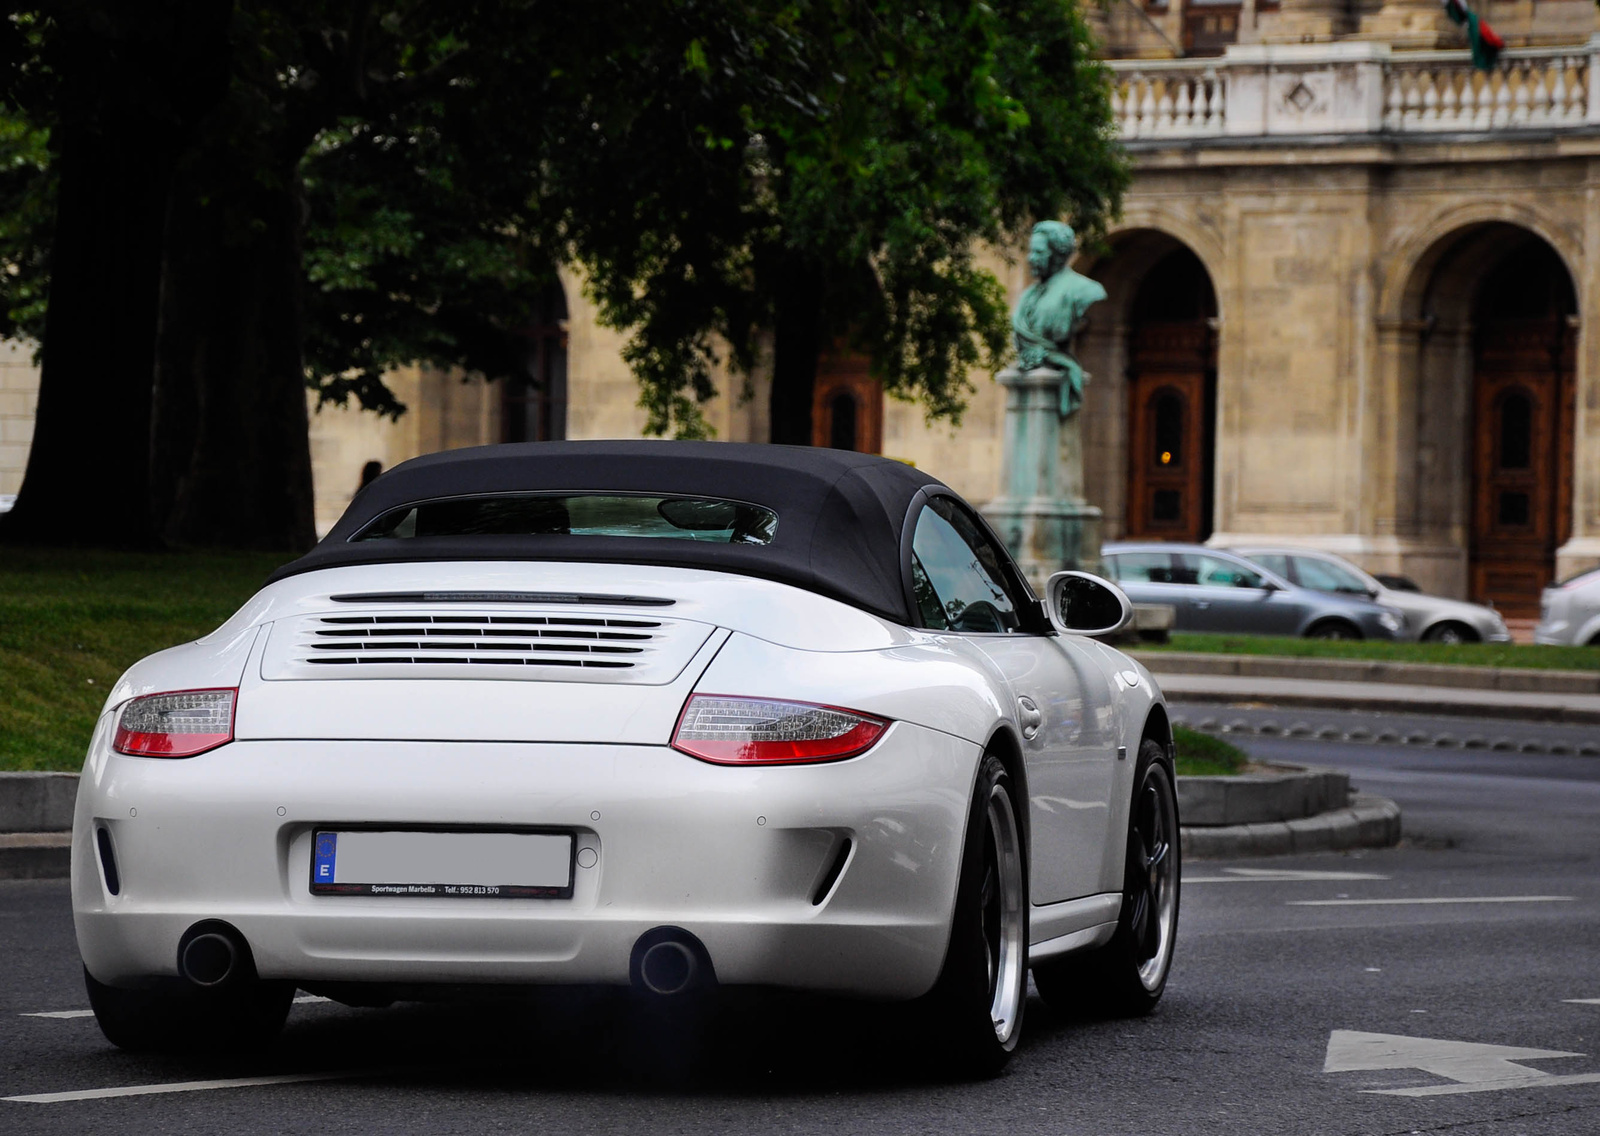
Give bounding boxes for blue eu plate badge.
[314,831,337,884]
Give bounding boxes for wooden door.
[1469,318,1574,618]
[1126,323,1212,541]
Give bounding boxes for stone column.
[1356,0,1454,47]
[1253,0,1355,42]
[982,367,1103,591]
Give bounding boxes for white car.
[1228,546,1511,644]
[1535,567,1600,645]
[73,441,1179,1075]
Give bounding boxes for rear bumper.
[73,723,979,999]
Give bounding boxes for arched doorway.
[502,283,569,443]
[810,342,883,452]
[1122,245,1218,542]
[1402,224,1576,617]
[1467,240,1576,615]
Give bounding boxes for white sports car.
[73,442,1179,1074]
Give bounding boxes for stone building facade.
[4,0,1599,622]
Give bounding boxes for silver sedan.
[1535,568,1600,645]
[1228,546,1510,644]
[1102,542,1405,640]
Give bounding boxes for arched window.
[828,390,859,451]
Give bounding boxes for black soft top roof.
[267,441,954,623]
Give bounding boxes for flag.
[1443,0,1505,71]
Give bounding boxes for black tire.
[1033,738,1180,1018]
[1306,619,1361,640]
[1422,621,1477,644]
[918,752,1028,1078]
[85,967,293,1053]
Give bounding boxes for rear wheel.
[85,968,293,1053]
[1033,739,1180,1018]
[919,752,1027,1077]
[1306,619,1361,640]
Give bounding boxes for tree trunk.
[0,126,176,547]
[0,0,231,548]
[152,156,316,551]
[768,266,825,446]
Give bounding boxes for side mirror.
[1260,578,1282,592]
[1045,570,1134,637]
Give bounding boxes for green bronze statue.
[1012,220,1107,417]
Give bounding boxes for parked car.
[1227,546,1510,644]
[1534,567,1600,645]
[75,441,1180,1075]
[1102,542,1405,640]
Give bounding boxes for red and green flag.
[1443,0,1505,71]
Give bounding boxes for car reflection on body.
[1535,566,1600,645]
[73,442,1180,1076]
[1226,546,1510,644]
[1103,542,1405,640]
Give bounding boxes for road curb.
[1159,681,1600,724]
[1129,651,1600,695]
[0,831,71,880]
[1180,792,1401,860]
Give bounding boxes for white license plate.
[311,829,573,898]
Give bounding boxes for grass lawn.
[1172,725,1246,777]
[0,549,291,771]
[1135,632,1600,671]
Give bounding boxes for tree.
[0,1,1123,549]
[561,0,1127,441]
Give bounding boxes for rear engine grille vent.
[301,613,662,670]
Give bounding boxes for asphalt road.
[3,710,1598,1135]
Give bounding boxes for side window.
[1292,556,1371,595]
[1186,553,1265,589]
[911,499,1025,633]
[1108,551,1176,584]
[1248,553,1291,580]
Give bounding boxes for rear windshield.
[352,494,778,545]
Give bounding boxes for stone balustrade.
[1108,35,1600,140]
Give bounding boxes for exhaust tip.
[630,927,714,997]
[177,923,248,988]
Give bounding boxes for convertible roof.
[267,441,950,623]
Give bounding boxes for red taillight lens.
[113,689,237,758]
[671,695,889,765]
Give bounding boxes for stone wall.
[0,341,38,498]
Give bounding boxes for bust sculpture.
[1012,220,1107,418]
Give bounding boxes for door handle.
[1193,600,1211,610]
[1017,696,1042,740]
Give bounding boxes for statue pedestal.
[983,367,1102,591]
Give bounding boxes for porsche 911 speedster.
[73,441,1180,1074]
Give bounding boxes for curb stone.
[1130,651,1600,695]
[0,831,71,880]
[1180,792,1401,860]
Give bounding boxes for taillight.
[113,689,236,758]
[671,695,889,765]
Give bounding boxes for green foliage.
[0,549,289,770]
[1139,633,1600,671]
[0,113,50,349]
[1173,725,1247,777]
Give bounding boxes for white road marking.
[4,1071,359,1104]
[1566,998,1600,1005]
[1324,1029,1600,1097]
[1289,896,1573,907]
[21,995,326,1020]
[1185,868,1390,884]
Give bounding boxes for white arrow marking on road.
[1323,1030,1600,1097]
[1566,998,1600,1005]
[1184,868,1390,883]
[19,1010,94,1019]
[1290,896,1573,907]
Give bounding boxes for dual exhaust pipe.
[177,921,716,997]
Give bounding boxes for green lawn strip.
[1172,725,1246,777]
[0,549,290,771]
[1137,632,1600,672]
